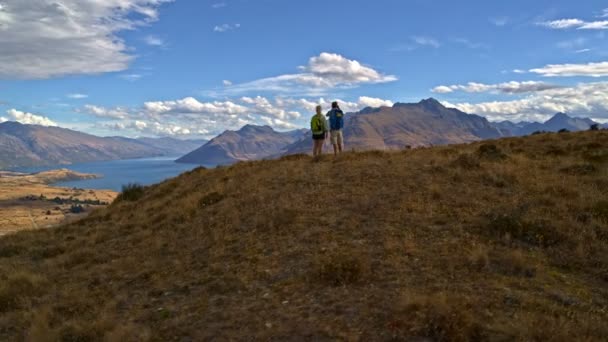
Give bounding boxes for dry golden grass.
[0,170,116,235]
[0,131,607,340]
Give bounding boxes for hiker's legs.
[313,140,322,157]
[333,130,343,154]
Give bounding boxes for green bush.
[115,183,146,203]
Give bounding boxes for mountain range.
[1,99,604,169]
[494,112,599,136]
[0,121,204,169]
[177,99,604,165]
[176,125,306,165]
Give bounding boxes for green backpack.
[311,115,325,134]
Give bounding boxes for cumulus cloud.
[442,82,608,122]
[223,80,233,86]
[540,18,608,30]
[143,97,249,115]
[221,52,397,95]
[81,94,394,138]
[213,23,240,32]
[358,96,394,108]
[530,61,608,77]
[5,109,57,126]
[241,96,301,120]
[83,105,129,119]
[0,0,171,79]
[432,81,562,94]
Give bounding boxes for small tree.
[590,124,600,131]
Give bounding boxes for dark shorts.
[312,133,325,140]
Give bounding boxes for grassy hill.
[1,131,607,341]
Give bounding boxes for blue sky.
[0,0,607,138]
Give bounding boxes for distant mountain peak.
[549,112,570,120]
[419,97,442,105]
[240,124,274,133]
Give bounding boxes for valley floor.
[0,170,116,235]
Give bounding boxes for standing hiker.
[326,101,345,155]
[311,105,329,157]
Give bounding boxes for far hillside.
[0,122,205,169]
[0,131,607,340]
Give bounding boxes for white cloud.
[67,93,88,99]
[6,109,57,126]
[211,3,226,9]
[143,97,249,115]
[513,69,527,74]
[144,35,164,46]
[540,18,608,30]
[556,37,587,49]
[358,96,394,108]
[213,23,240,32]
[530,61,608,77]
[432,81,562,94]
[412,36,440,48]
[575,48,592,54]
[601,9,608,18]
[0,0,171,79]
[540,19,585,29]
[220,52,397,95]
[442,82,608,122]
[83,104,129,119]
[119,74,143,82]
[240,96,301,120]
[490,16,509,27]
[82,93,394,138]
[223,80,233,86]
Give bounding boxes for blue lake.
[16,157,206,192]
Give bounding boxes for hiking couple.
[311,101,345,157]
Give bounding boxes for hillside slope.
[0,122,205,169]
[0,122,166,169]
[1,131,608,340]
[285,98,503,154]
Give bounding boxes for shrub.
[450,154,480,169]
[477,144,507,161]
[582,150,608,163]
[199,192,224,208]
[487,213,563,247]
[558,128,569,133]
[69,205,84,214]
[592,201,608,223]
[315,250,369,286]
[559,164,597,175]
[493,250,536,277]
[0,272,48,312]
[590,124,600,131]
[115,183,146,203]
[390,293,484,341]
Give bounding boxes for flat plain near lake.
[0,169,116,236]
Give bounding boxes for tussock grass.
[0,131,607,340]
